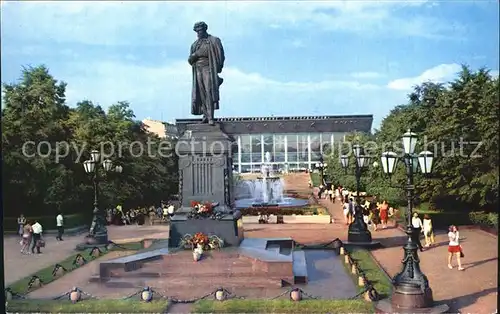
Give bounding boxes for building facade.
[176,115,372,173]
[142,118,178,139]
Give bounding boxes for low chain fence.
[5,239,381,304]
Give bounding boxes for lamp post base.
[392,283,433,308]
[75,232,109,251]
[347,214,375,242]
[376,297,448,314]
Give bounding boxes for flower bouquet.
[179,232,225,252]
[187,201,225,220]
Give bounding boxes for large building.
[176,115,373,173]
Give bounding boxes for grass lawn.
[193,299,373,313]
[310,172,322,187]
[7,242,142,295]
[6,299,169,313]
[344,248,392,299]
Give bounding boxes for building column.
[307,134,312,170]
[261,134,264,163]
[237,136,242,173]
[283,135,288,172]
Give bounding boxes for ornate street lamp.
[378,130,445,312]
[82,150,122,246]
[340,144,373,244]
[315,156,327,186]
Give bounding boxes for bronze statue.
[188,21,225,125]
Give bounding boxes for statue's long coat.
[190,35,225,116]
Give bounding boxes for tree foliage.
[325,66,499,212]
[2,66,178,218]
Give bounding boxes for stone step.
[100,275,284,289]
[266,244,281,254]
[110,265,258,278]
[292,250,308,284]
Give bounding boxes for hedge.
[395,206,471,230]
[4,213,87,232]
[469,211,498,229]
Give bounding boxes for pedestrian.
[343,199,350,225]
[17,214,26,238]
[56,212,64,241]
[31,219,43,254]
[21,220,33,254]
[411,212,424,251]
[370,205,380,231]
[447,225,464,271]
[423,214,435,247]
[379,200,389,229]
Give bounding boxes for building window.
[241,135,251,153]
[298,135,308,162]
[333,132,345,142]
[240,153,251,163]
[274,152,286,162]
[263,134,273,154]
[240,164,251,173]
[286,134,297,153]
[251,135,261,154]
[251,153,262,163]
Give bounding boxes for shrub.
[4,213,87,232]
[397,206,471,229]
[469,211,498,229]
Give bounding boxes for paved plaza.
[3,174,497,313]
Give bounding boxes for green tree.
[2,65,178,221]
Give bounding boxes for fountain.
[235,152,308,209]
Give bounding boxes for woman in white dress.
[343,200,350,225]
[422,214,435,247]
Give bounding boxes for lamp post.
[82,150,122,246]
[340,144,372,243]
[315,156,327,186]
[379,130,441,310]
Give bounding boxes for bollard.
[358,276,365,286]
[344,254,350,264]
[351,264,357,274]
[340,247,345,255]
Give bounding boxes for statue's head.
[193,21,208,39]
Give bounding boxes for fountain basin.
[235,197,309,209]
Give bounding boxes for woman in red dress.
[448,225,464,270]
[379,200,389,229]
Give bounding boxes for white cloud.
[290,39,305,48]
[490,70,499,78]
[387,63,461,90]
[1,1,460,46]
[350,72,384,79]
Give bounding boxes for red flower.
[204,202,213,210]
[191,201,199,207]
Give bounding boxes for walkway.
[3,225,170,286]
[319,193,498,314]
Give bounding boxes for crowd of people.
[105,202,176,226]
[17,213,63,255]
[313,181,465,269]
[15,202,177,255]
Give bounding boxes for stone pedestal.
[169,211,244,247]
[169,123,243,247]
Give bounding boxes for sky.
[1,0,499,129]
